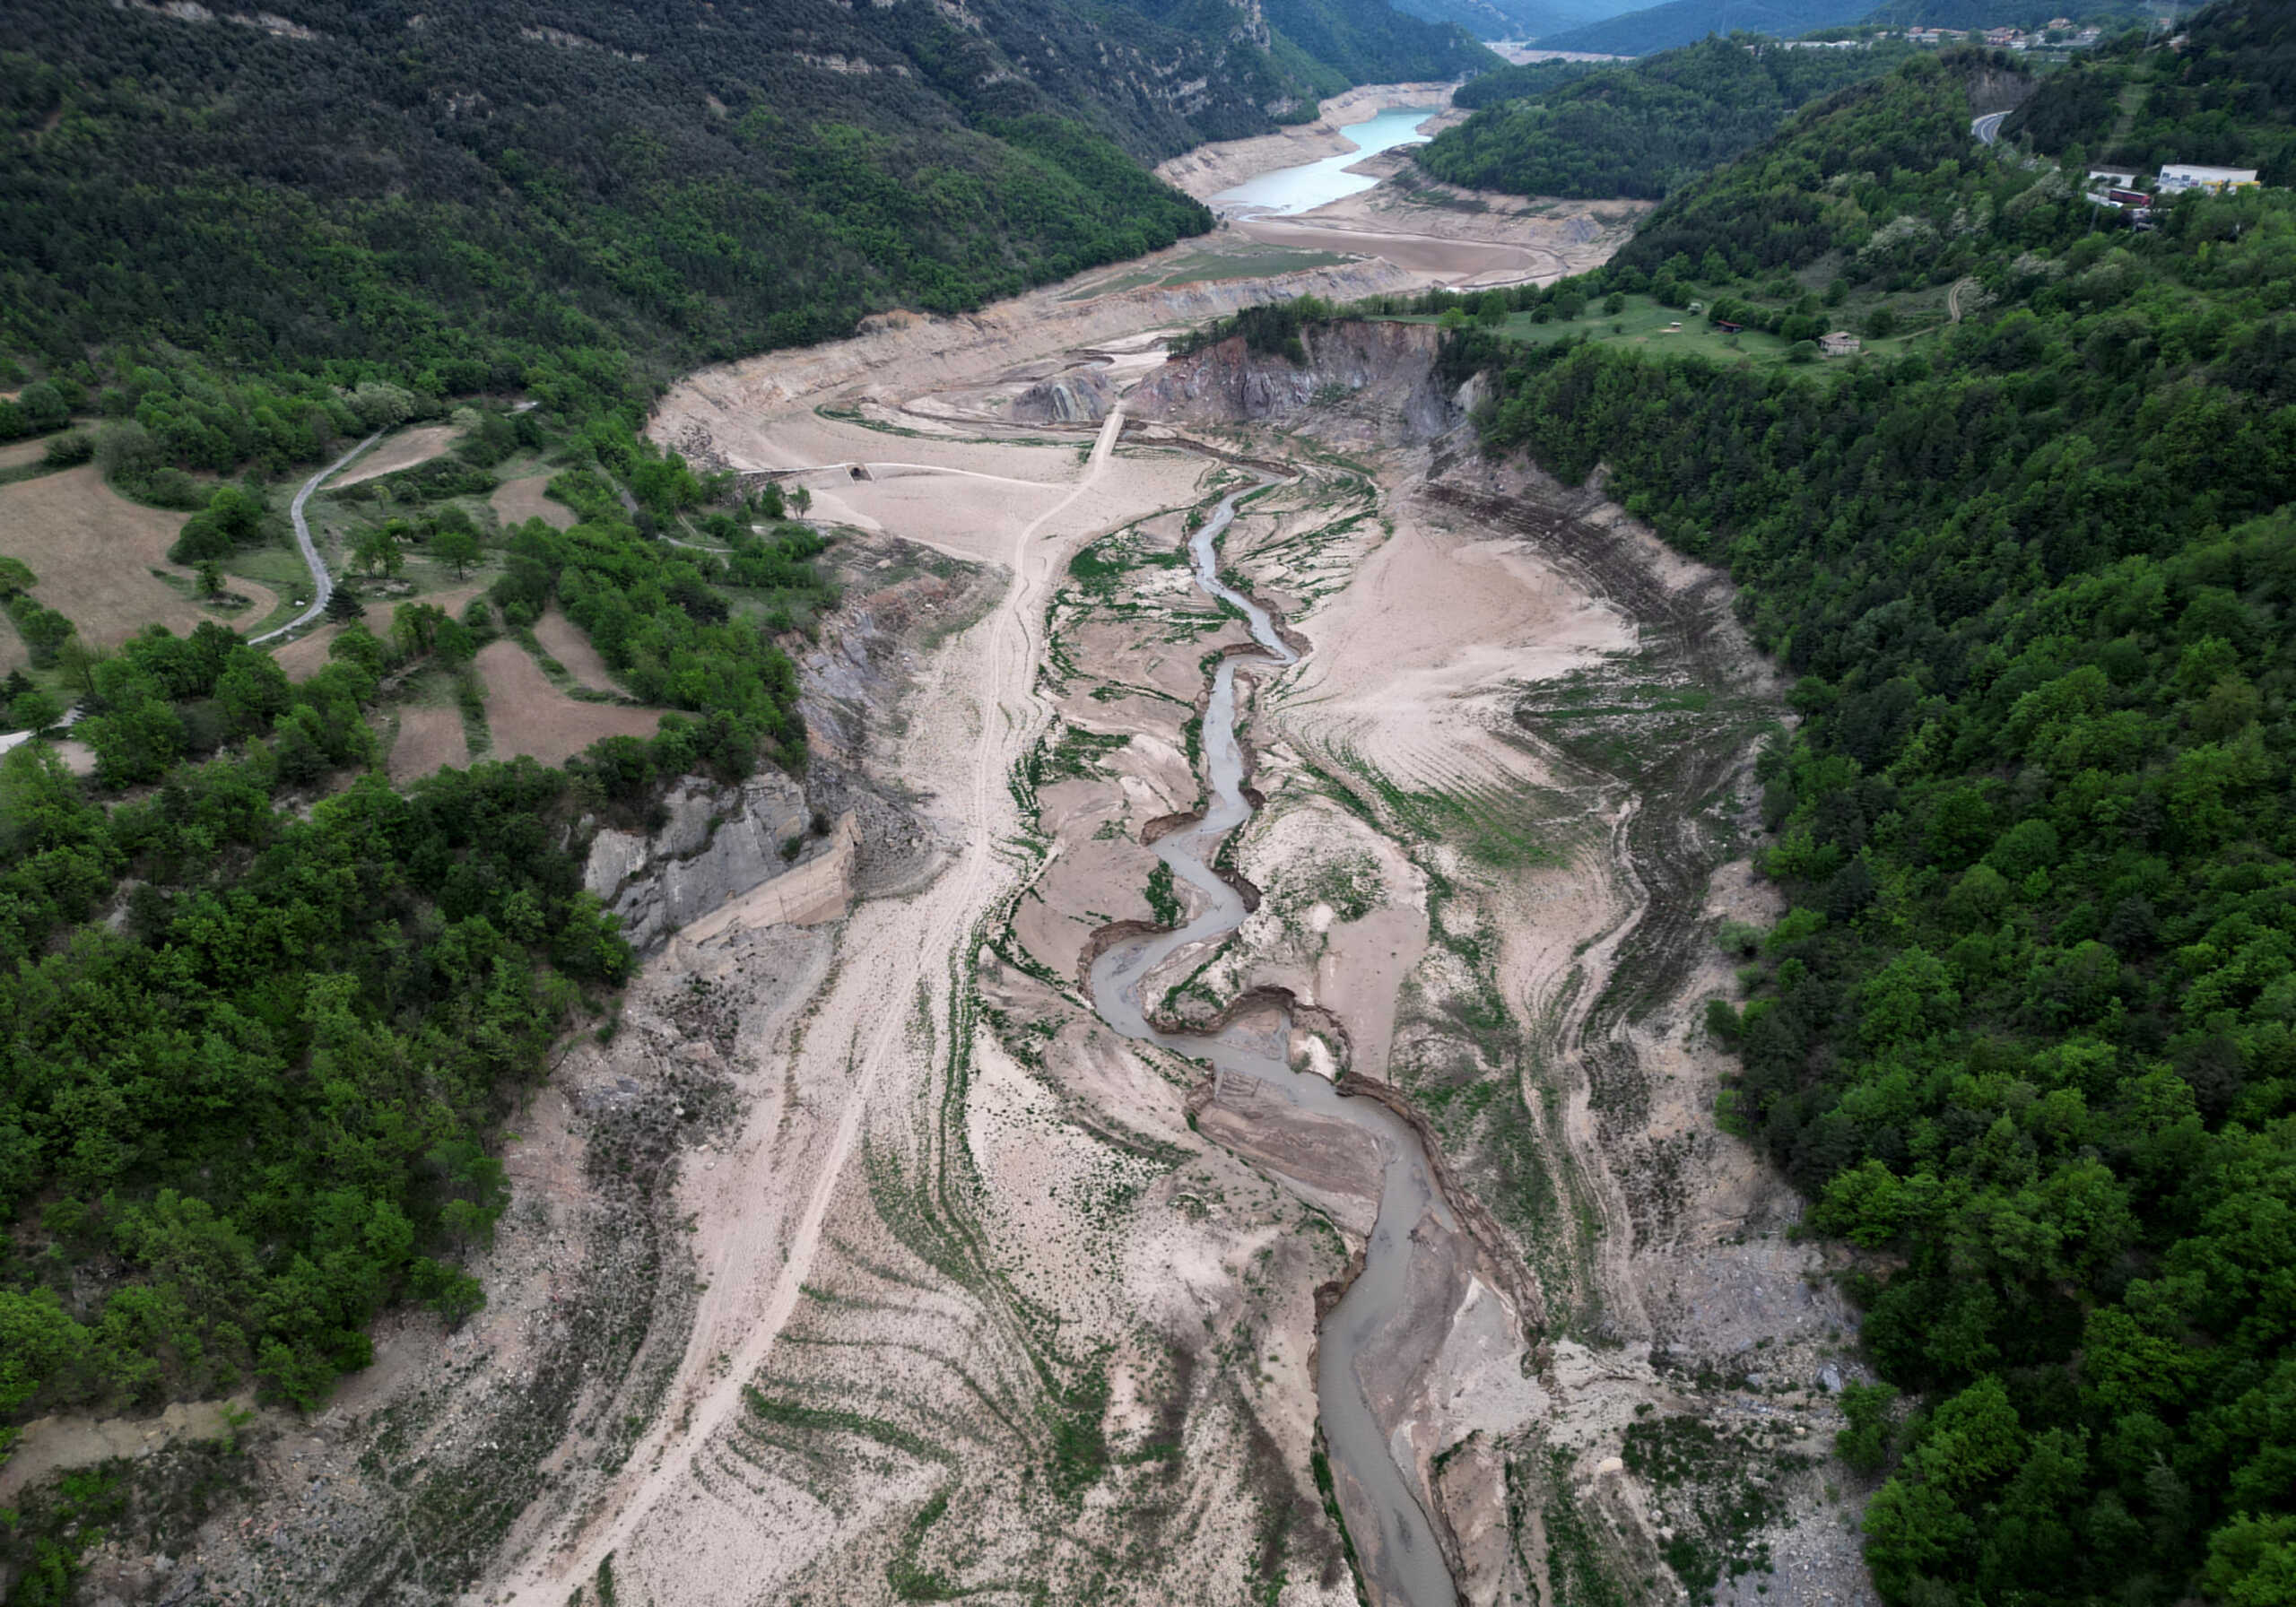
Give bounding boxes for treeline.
[1434,21,2296,1605]
[2005,2,2295,183]
[1170,294,1345,361]
[1602,48,2003,276]
[1418,34,1918,199]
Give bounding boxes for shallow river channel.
[1086,483,1461,1607]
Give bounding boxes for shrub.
[40,432,92,468]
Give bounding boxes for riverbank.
[1152,83,1469,201]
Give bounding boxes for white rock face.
[583,773,813,951]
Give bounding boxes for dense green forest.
[0,0,1230,429]
[1529,0,2144,56]
[1532,0,1879,56]
[1865,0,2150,26]
[0,411,825,1438]
[1421,20,2296,1603]
[1387,0,1640,44]
[1262,0,1500,83]
[1451,54,1605,109]
[0,0,1489,449]
[1422,34,1917,196]
[2004,0,2295,183]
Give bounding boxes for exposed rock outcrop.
[1128,320,1455,444]
[585,774,822,952]
[1011,366,1118,425]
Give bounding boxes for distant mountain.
[1422,33,1917,194]
[1111,0,1497,83]
[1262,0,1503,79]
[1539,0,2145,54]
[1533,0,1875,54]
[1387,0,1651,41]
[1386,0,1523,42]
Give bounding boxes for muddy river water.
[1087,482,1461,1607]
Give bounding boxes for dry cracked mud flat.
[46,110,1881,1607]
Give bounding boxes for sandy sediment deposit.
[101,101,1879,1607]
[1235,157,1651,288]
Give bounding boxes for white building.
[2158,164,2260,194]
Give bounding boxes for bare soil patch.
[0,465,210,648]
[490,472,574,530]
[334,423,461,487]
[532,608,620,691]
[0,437,57,470]
[388,705,470,782]
[475,638,662,765]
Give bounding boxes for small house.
[1819,331,1863,358]
[1714,319,1744,334]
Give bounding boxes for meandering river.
[1086,482,1460,1607]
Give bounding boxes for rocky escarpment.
[584,775,832,952]
[1128,319,1457,444]
[1012,366,1119,424]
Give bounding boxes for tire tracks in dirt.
[500,412,1127,1606]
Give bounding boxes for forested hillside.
[0,0,1486,441]
[1387,0,1644,42]
[1420,22,2296,1603]
[1530,0,1876,56]
[1,0,1230,421]
[2004,0,2295,183]
[1421,33,1915,195]
[1262,0,1500,83]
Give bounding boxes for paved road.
[1972,111,2008,146]
[250,431,380,645]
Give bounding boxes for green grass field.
[1063,241,1360,301]
[1387,288,1952,369]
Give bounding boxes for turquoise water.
[1209,105,1443,217]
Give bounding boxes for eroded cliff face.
[1012,366,1120,425]
[583,776,846,953]
[1127,320,1457,443]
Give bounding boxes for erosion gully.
[1086,480,1460,1607]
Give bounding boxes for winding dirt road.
[500,410,1127,1607]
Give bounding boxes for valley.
[73,111,1862,1607]
[0,97,1868,1607]
[8,5,2295,1603]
